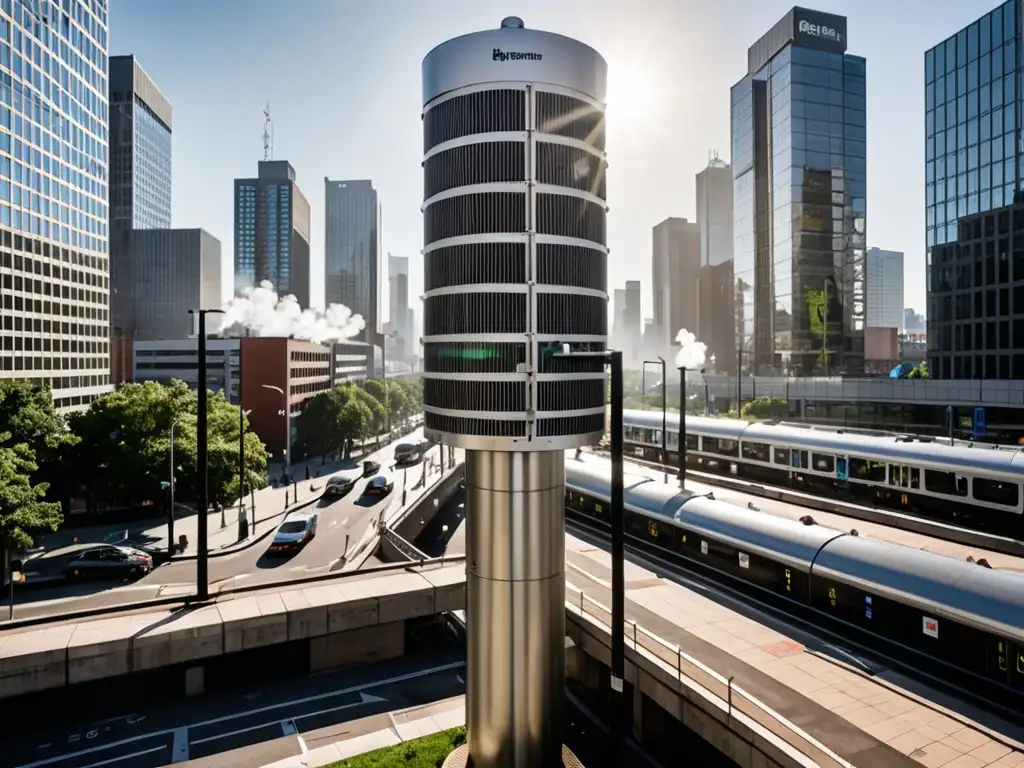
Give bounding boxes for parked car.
[62,545,153,581]
[268,510,318,554]
[324,473,358,497]
[362,459,381,477]
[364,473,395,497]
[100,530,168,565]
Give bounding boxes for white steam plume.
[221,280,366,344]
[674,328,707,370]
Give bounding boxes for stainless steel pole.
[168,423,175,550]
[465,449,565,768]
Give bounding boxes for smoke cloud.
[674,328,707,370]
[221,280,366,344]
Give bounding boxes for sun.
[604,58,661,130]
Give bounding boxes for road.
[8,437,456,621]
[4,648,465,768]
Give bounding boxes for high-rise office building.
[388,254,411,359]
[109,55,173,375]
[866,247,904,330]
[652,217,700,352]
[234,161,311,308]
[623,280,641,363]
[611,287,626,348]
[925,2,1022,379]
[0,1,111,410]
[324,179,382,338]
[732,7,867,376]
[695,158,736,371]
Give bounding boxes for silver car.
[61,545,153,581]
[268,510,318,554]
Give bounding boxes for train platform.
[579,451,1024,574]
[563,529,1024,767]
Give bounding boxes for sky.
[109,0,993,325]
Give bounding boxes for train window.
[848,457,886,482]
[910,467,920,489]
[686,433,698,450]
[973,478,1020,507]
[741,441,771,462]
[667,431,678,450]
[924,469,968,497]
[704,437,739,457]
[773,447,790,466]
[812,453,835,472]
[794,450,809,469]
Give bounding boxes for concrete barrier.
[0,563,467,700]
[391,464,465,542]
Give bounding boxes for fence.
[565,584,854,768]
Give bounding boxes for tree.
[741,396,789,420]
[345,384,386,435]
[387,384,411,425]
[0,433,63,585]
[908,362,930,379]
[67,380,269,513]
[295,390,346,463]
[0,380,68,461]
[363,379,388,410]
[338,398,373,457]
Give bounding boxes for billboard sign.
[792,8,848,54]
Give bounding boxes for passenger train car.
[620,409,1024,538]
[564,461,1024,699]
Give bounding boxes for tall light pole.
[263,384,290,473]
[675,329,707,491]
[168,421,176,549]
[188,307,224,601]
[642,358,667,481]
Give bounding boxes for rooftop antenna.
[262,102,273,161]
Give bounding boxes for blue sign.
[974,407,987,438]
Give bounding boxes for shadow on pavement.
[353,494,388,508]
[255,548,300,570]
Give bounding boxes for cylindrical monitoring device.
[421,18,609,452]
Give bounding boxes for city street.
[6,436,463,622]
[4,648,466,768]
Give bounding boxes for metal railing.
[565,584,855,768]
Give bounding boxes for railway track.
[588,447,1024,560]
[564,511,1024,737]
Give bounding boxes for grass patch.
[330,726,466,767]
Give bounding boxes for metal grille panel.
[425,411,527,438]
[536,193,607,244]
[537,293,606,336]
[536,244,605,290]
[535,92,606,151]
[424,89,526,152]
[424,192,526,245]
[424,341,526,373]
[424,378,526,412]
[425,142,526,199]
[424,292,527,335]
[425,243,527,290]
[536,142,606,199]
[536,413,606,437]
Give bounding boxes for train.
[620,409,1024,539]
[564,459,1024,700]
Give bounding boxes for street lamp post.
[263,384,290,474]
[642,358,667,481]
[168,421,176,550]
[554,345,626,757]
[675,330,708,491]
[188,307,225,601]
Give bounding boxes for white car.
[268,510,318,554]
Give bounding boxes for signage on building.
[492,48,543,62]
[797,19,842,43]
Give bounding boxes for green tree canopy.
[0,433,63,552]
[67,380,268,510]
[0,380,69,461]
[339,397,373,448]
[741,396,789,420]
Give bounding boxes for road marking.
[192,692,385,746]
[13,661,464,768]
[78,747,165,768]
[171,728,188,763]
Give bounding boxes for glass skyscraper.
[0,0,111,409]
[925,1,1022,379]
[234,160,311,309]
[731,6,867,376]
[325,178,382,337]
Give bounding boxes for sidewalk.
[261,696,465,768]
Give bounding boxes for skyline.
[109,0,992,322]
